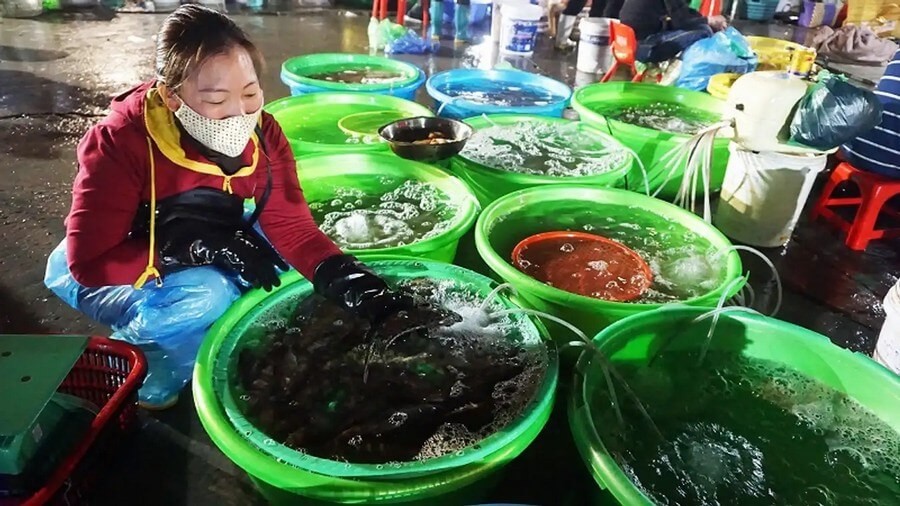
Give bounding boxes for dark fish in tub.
[236,281,528,464]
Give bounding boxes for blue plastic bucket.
[744,0,778,20]
[426,69,572,120]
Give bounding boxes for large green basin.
[569,307,900,504]
[474,185,744,339]
[266,93,433,157]
[297,152,479,263]
[450,114,635,207]
[193,259,558,505]
[572,83,730,200]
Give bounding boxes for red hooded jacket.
[66,82,342,288]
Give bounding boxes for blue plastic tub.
[426,69,572,120]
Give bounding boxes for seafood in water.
[236,279,536,463]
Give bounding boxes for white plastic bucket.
[874,280,900,375]
[577,18,614,74]
[713,143,828,247]
[499,3,544,56]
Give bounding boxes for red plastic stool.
[601,21,645,83]
[810,162,900,251]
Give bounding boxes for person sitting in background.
[617,0,727,41]
[842,49,900,179]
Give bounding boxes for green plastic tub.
[266,93,433,157]
[474,185,743,339]
[571,83,730,200]
[193,259,559,505]
[280,53,424,99]
[569,307,900,505]
[450,114,635,206]
[296,152,480,263]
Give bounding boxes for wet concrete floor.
[0,7,898,505]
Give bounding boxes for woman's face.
[163,45,263,120]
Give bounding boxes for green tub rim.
[568,306,900,505]
[281,53,422,92]
[193,257,560,502]
[474,185,744,313]
[295,151,481,259]
[265,93,434,155]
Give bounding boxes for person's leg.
[44,240,241,408]
[429,0,444,40]
[557,0,585,48]
[454,0,471,42]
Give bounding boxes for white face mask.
[173,98,260,158]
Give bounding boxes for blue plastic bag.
[44,240,241,406]
[675,27,757,91]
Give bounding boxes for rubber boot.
[429,1,444,41]
[556,14,577,49]
[454,3,471,44]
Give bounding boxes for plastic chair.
[601,21,646,83]
[699,0,722,16]
[810,162,900,251]
[372,0,411,27]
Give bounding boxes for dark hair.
[155,4,264,89]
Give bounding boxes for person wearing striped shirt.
[842,49,900,179]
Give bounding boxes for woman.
[45,5,443,409]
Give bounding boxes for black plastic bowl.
[378,116,473,163]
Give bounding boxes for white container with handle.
[576,18,614,74]
[713,143,828,247]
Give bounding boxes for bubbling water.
[461,120,631,177]
[310,180,459,250]
[597,102,720,135]
[591,350,900,505]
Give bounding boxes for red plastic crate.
[9,337,146,506]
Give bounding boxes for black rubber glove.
[312,254,461,331]
[158,219,288,292]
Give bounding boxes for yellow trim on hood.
[143,87,260,186]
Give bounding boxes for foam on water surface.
[461,120,630,177]
[310,179,458,250]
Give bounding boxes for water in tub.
[592,101,720,135]
[438,80,566,107]
[461,120,631,177]
[305,66,407,85]
[589,349,900,504]
[309,179,459,250]
[235,278,548,464]
[500,202,728,303]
